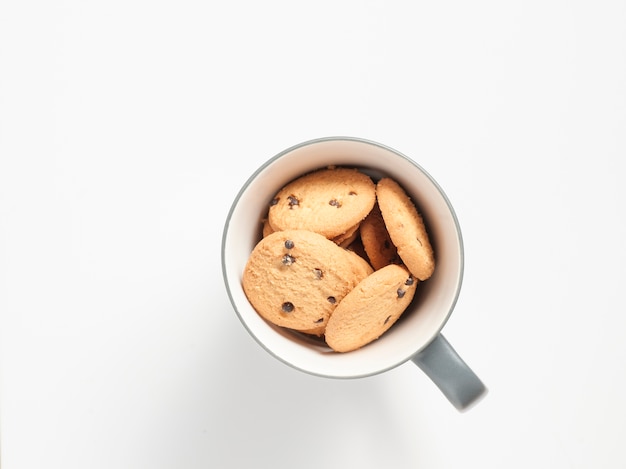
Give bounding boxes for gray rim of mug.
[221,135,465,379]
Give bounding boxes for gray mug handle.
[411,334,487,411]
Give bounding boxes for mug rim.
[221,136,465,378]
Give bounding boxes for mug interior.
[222,137,463,378]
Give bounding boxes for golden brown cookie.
[324,264,417,352]
[360,203,400,270]
[267,167,376,240]
[242,229,370,336]
[376,178,435,281]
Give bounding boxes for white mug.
[222,137,487,411]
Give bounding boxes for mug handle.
[411,334,487,411]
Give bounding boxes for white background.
[1,0,625,468]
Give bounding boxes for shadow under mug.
[222,136,487,411]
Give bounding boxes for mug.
[221,136,487,411]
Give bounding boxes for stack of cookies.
[243,166,435,352]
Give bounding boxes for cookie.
[376,178,435,281]
[267,167,376,240]
[242,229,370,336]
[360,202,400,270]
[324,264,417,352]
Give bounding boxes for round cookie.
[376,178,435,281]
[324,264,417,352]
[360,203,400,270]
[242,229,370,336]
[267,167,376,240]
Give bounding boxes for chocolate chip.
[329,199,342,208]
[397,288,406,298]
[284,239,294,249]
[313,268,323,279]
[270,197,279,206]
[281,302,294,313]
[327,296,336,304]
[287,195,299,208]
[282,254,295,266]
[405,276,414,286]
